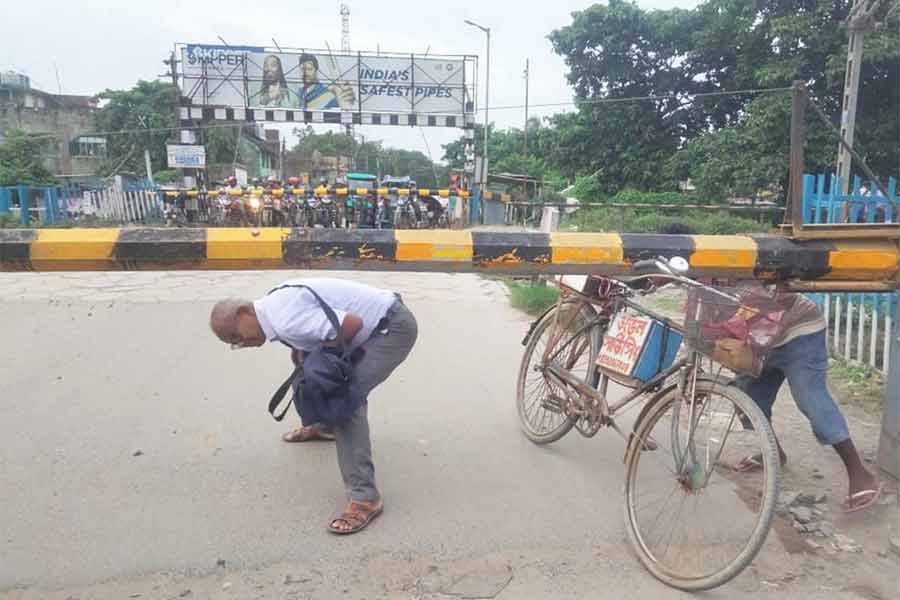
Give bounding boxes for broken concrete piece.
[790,506,813,524]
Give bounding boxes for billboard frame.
[175,43,478,129]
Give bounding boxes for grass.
[644,294,684,317]
[827,356,885,413]
[563,208,773,235]
[506,279,559,316]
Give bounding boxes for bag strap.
[266,284,345,352]
[268,365,301,421]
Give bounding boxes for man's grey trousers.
[335,300,418,502]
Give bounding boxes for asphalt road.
[0,271,874,599]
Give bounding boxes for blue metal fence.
[0,182,163,225]
[802,173,898,372]
[802,173,898,225]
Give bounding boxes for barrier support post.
[877,306,900,480]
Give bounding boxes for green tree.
[204,125,243,166]
[0,129,56,186]
[92,80,179,176]
[549,0,899,193]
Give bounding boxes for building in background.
[282,150,349,184]
[0,70,102,180]
[205,124,281,184]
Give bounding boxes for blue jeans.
[735,329,850,446]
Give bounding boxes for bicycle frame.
[540,275,728,441]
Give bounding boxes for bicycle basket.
[683,285,791,377]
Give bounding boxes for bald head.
[209,298,267,348]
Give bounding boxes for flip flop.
[281,425,336,443]
[328,500,384,535]
[732,455,763,473]
[842,483,882,513]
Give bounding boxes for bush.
[541,190,567,204]
[153,169,180,184]
[566,208,770,235]
[611,188,708,206]
[507,280,559,315]
[0,213,19,228]
[571,175,603,202]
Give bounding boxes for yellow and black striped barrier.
[1,228,897,289]
[162,187,472,199]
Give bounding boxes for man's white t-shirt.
[253,278,397,351]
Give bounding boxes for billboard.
[180,44,474,119]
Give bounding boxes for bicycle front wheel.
[623,378,779,591]
[516,302,601,444]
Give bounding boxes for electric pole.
[835,0,899,193]
[340,4,354,140]
[523,59,529,155]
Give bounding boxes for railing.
[0,184,163,225]
[803,173,900,373]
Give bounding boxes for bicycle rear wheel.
[516,302,601,444]
[623,378,779,591]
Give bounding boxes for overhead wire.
[23,85,794,141]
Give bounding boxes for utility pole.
[340,4,354,139]
[464,19,491,222]
[835,0,899,193]
[161,51,181,184]
[523,59,529,155]
[787,80,807,231]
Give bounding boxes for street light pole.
[465,19,491,201]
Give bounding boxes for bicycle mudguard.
[521,300,598,347]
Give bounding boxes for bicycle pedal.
[540,395,566,413]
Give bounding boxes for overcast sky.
[2,0,699,162]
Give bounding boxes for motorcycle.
[224,190,245,226]
[246,193,262,227]
[356,193,378,228]
[376,196,394,229]
[285,189,302,226]
[319,192,338,228]
[163,191,187,227]
[304,194,321,227]
[271,189,286,226]
[394,193,417,229]
[342,195,356,229]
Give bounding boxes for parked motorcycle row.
[162,178,451,230]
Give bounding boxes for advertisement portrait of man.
[255,54,295,108]
[299,53,356,110]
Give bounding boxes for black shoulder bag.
[266,285,365,425]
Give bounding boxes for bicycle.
[516,258,780,591]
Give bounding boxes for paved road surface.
[0,271,886,599]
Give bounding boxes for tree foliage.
[443,0,898,198]
[289,128,448,187]
[0,129,56,186]
[92,80,179,176]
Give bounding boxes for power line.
[502,86,794,112]
[21,86,793,141]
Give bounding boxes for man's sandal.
[842,483,882,513]
[732,453,786,473]
[281,425,335,443]
[327,500,383,535]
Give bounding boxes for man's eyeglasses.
[227,335,247,350]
